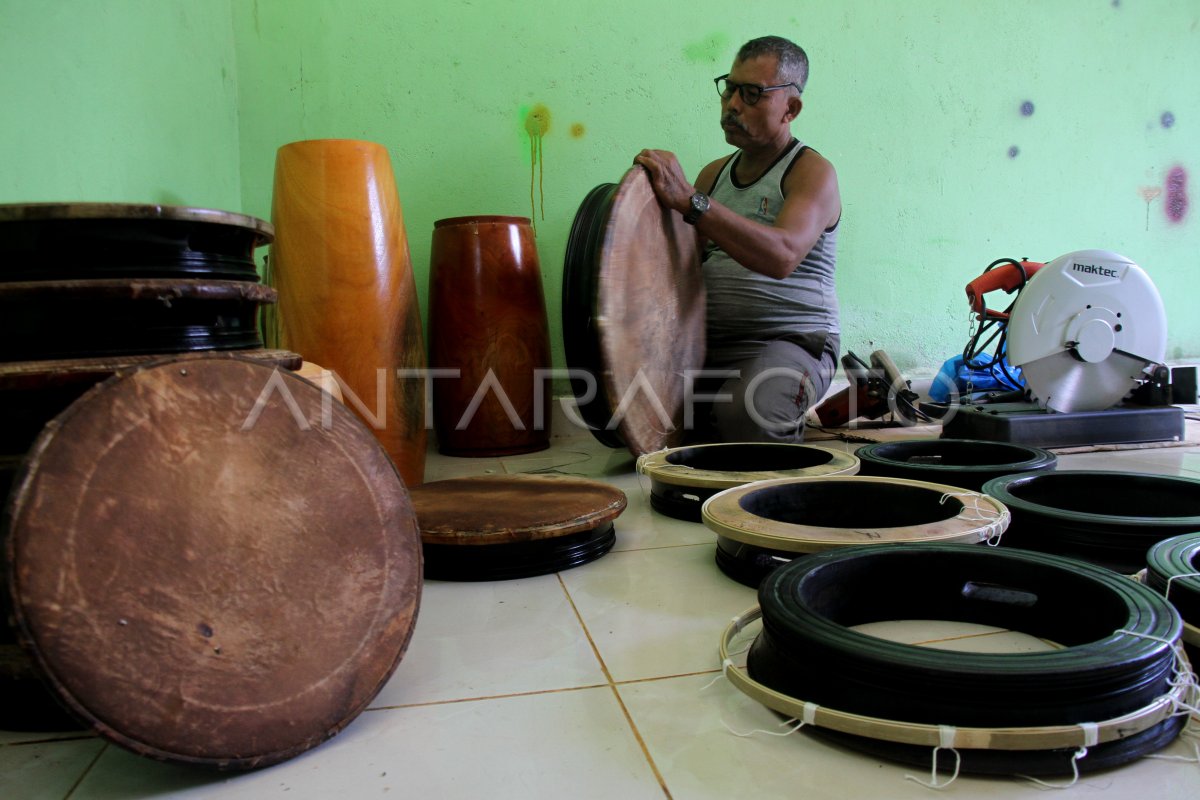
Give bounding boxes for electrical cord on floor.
[805,425,881,444]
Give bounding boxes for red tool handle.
[965,260,1044,319]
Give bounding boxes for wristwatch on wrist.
[683,192,710,225]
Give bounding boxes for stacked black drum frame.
[720,543,1196,778]
[1146,533,1200,666]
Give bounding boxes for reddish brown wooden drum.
[411,474,625,580]
[429,216,551,456]
[3,358,422,768]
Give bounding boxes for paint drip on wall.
[524,104,551,232]
[1164,166,1189,224]
[1138,185,1161,231]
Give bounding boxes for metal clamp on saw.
[943,249,1183,447]
[815,349,925,426]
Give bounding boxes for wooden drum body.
[639,442,859,521]
[2,358,422,767]
[410,474,626,580]
[563,168,705,455]
[429,216,551,456]
[270,139,427,486]
[702,476,1010,587]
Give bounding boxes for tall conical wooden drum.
[270,140,426,486]
[429,215,550,456]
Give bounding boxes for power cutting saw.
[963,249,1168,413]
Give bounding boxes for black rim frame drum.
[722,543,1190,775]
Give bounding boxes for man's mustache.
[721,114,746,131]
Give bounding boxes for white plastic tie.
[700,658,735,691]
[634,447,671,475]
[1019,747,1088,790]
[940,492,1006,545]
[802,701,819,726]
[903,725,961,790]
[1113,629,1200,718]
[722,716,805,739]
[1080,721,1100,748]
[1164,572,1200,603]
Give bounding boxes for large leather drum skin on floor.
[2,358,422,769]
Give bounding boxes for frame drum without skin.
[2,358,422,768]
[0,202,271,282]
[562,167,705,455]
[702,476,1010,587]
[638,442,859,521]
[854,438,1056,491]
[984,470,1200,575]
[0,279,275,361]
[429,216,551,456]
[411,474,626,581]
[734,544,1186,775]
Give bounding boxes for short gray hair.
[736,36,809,93]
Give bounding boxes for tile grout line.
[62,740,107,800]
[555,573,674,800]
[366,682,611,711]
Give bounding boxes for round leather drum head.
[411,474,626,580]
[563,168,705,455]
[0,350,303,459]
[2,357,422,768]
[0,202,271,282]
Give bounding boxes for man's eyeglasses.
[714,74,799,106]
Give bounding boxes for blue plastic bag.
[929,354,1024,402]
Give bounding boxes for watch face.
[691,193,709,212]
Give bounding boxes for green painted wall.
[3,0,1197,374]
[233,0,1200,371]
[0,0,241,209]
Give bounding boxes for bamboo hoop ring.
[637,443,859,490]
[719,607,1193,752]
[702,476,1010,553]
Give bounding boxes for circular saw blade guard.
[1005,249,1167,412]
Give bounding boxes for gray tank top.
[701,139,840,363]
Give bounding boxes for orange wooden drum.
[429,216,551,456]
[270,139,427,486]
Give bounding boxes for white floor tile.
[1055,448,1200,477]
[560,543,758,683]
[71,689,665,800]
[372,574,606,706]
[0,738,105,800]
